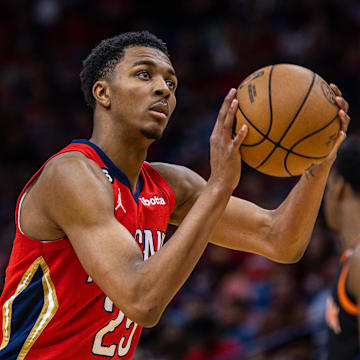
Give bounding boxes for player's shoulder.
[37,151,113,201]
[44,152,106,183]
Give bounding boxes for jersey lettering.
[86,278,138,358]
[135,228,166,260]
[86,227,165,357]
[139,196,166,206]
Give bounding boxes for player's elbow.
[269,235,308,264]
[267,212,310,263]
[109,274,166,327]
[124,302,162,328]
[139,307,162,328]
[115,288,163,327]
[276,249,304,264]
[286,245,307,263]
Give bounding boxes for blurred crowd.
[1,0,360,359]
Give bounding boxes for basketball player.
[324,136,360,359]
[0,31,350,359]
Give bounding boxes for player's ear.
[92,80,111,108]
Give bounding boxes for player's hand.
[322,84,350,164]
[208,88,248,193]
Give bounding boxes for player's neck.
[90,122,151,193]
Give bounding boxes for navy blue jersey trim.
[71,139,142,202]
[0,268,44,360]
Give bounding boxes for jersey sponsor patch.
[139,195,166,206]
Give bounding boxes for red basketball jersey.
[0,139,176,359]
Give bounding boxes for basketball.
[235,64,340,177]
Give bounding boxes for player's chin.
[140,126,163,140]
[141,115,168,140]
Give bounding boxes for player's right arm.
[345,245,360,344]
[33,88,247,328]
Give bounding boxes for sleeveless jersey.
[0,139,176,360]
[325,248,359,360]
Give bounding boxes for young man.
[324,136,360,359]
[0,31,349,359]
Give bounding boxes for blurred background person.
[324,136,360,360]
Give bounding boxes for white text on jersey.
[139,196,166,206]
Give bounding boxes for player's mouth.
[149,101,169,120]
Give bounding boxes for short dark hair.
[80,31,169,109]
[333,136,360,193]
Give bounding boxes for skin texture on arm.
[345,245,360,344]
[32,89,248,328]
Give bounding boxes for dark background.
[1,1,360,359]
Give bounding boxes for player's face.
[107,46,177,140]
[324,170,340,231]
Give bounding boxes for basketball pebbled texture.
[235,64,340,177]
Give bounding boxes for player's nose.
[153,77,170,98]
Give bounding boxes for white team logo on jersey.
[115,188,126,213]
[101,168,114,183]
[139,196,166,206]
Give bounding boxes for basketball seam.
[257,70,315,175]
[240,68,320,172]
[237,65,274,147]
[257,70,316,172]
[255,72,316,175]
[283,113,339,175]
[277,71,316,144]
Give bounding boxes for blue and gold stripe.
[0,257,58,359]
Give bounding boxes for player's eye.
[137,70,150,80]
[166,79,176,90]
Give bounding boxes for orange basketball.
[235,64,340,177]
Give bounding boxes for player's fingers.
[335,96,349,114]
[330,83,342,97]
[218,88,237,123]
[329,130,347,157]
[233,124,248,148]
[223,98,238,136]
[338,109,350,133]
[212,88,237,137]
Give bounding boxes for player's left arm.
[153,85,350,264]
[153,158,333,264]
[346,245,360,344]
